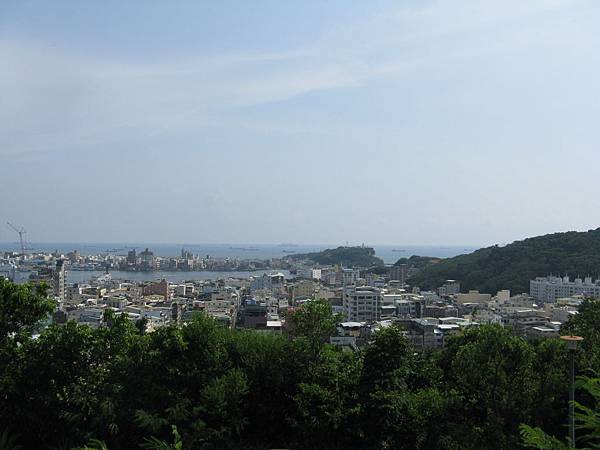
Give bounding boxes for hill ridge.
[407,228,600,294]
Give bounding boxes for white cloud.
[0,0,589,158]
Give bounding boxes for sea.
[1,242,476,284]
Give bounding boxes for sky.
[1,0,600,247]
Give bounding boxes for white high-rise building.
[342,268,361,287]
[343,286,382,322]
[53,259,66,303]
[530,276,600,303]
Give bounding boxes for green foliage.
[71,438,110,450]
[393,255,443,269]
[290,298,342,365]
[0,429,22,450]
[529,338,570,431]
[408,228,600,293]
[288,246,384,267]
[441,325,540,449]
[562,299,600,373]
[141,425,183,450]
[0,278,55,342]
[521,376,600,450]
[359,326,460,450]
[362,265,389,276]
[1,276,600,449]
[520,425,572,450]
[574,377,600,448]
[198,368,249,442]
[290,347,363,448]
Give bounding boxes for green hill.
[408,228,600,294]
[287,246,384,267]
[393,255,443,269]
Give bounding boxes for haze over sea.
[0,242,476,265]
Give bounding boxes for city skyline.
[2,0,600,245]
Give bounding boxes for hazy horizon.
[0,238,481,248]
[3,0,600,245]
[2,224,597,250]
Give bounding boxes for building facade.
[530,276,600,303]
[343,286,382,322]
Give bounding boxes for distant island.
[407,228,600,294]
[285,246,384,267]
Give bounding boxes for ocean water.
[0,242,476,265]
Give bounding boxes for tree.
[226,330,298,447]
[142,426,183,450]
[521,376,600,450]
[562,299,600,373]
[443,325,537,449]
[290,347,363,449]
[0,278,55,343]
[1,321,98,448]
[289,298,341,366]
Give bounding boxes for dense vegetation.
[287,246,384,267]
[408,228,600,294]
[1,277,600,449]
[362,256,443,277]
[393,255,443,269]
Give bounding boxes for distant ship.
[391,249,406,252]
[282,250,296,254]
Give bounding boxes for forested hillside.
[408,228,600,294]
[287,246,384,267]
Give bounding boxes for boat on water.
[282,250,296,253]
[391,249,406,252]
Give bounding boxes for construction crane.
[6,222,26,255]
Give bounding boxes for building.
[126,249,137,265]
[139,248,155,271]
[501,309,548,334]
[389,264,408,285]
[143,279,169,300]
[456,290,491,305]
[342,268,361,287]
[0,262,16,282]
[239,298,267,328]
[289,280,317,302]
[424,304,459,318]
[52,259,66,303]
[530,276,600,303]
[527,326,560,339]
[250,272,285,293]
[396,318,444,350]
[343,286,382,322]
[495,290,511,303]
[438,280,460,296]
[29,260,66,302]
[66,283,86,304]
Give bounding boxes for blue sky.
[1,0,600,246]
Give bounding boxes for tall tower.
[171,301,182,325]
[53,259,66,304]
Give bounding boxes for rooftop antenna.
[6,222,26,255]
